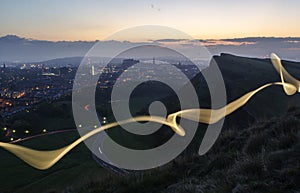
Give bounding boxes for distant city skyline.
[1,0,300,41]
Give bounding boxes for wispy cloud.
[200,40,257,46]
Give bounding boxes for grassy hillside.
[0,53,299,192]
[0,131,112,193]
[70,107,300,193]
[201,54,300,119]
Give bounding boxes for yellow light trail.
[0,53,298,170]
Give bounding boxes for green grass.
[67,108,300,193]
[0,132,110,193]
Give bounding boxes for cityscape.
[0,0,299,193]
[0,57,200,142]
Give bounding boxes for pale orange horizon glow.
[1,0,300,41]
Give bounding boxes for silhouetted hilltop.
[187,53,300,127]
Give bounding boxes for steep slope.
[188,53,300,126]
[72,108,300,193]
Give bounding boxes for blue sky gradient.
[0,0,300,40]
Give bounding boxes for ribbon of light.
[0,53,298,170]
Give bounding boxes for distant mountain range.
[0,35,94,63]
[0,35,300,63]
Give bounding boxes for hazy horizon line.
[2,34,300,42]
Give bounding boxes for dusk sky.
[1,0,300,41]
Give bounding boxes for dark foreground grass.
[71,109,300,193]
[0,132,109,193]
[0,108,299,193]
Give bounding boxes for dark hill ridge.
[186,53,300,126]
